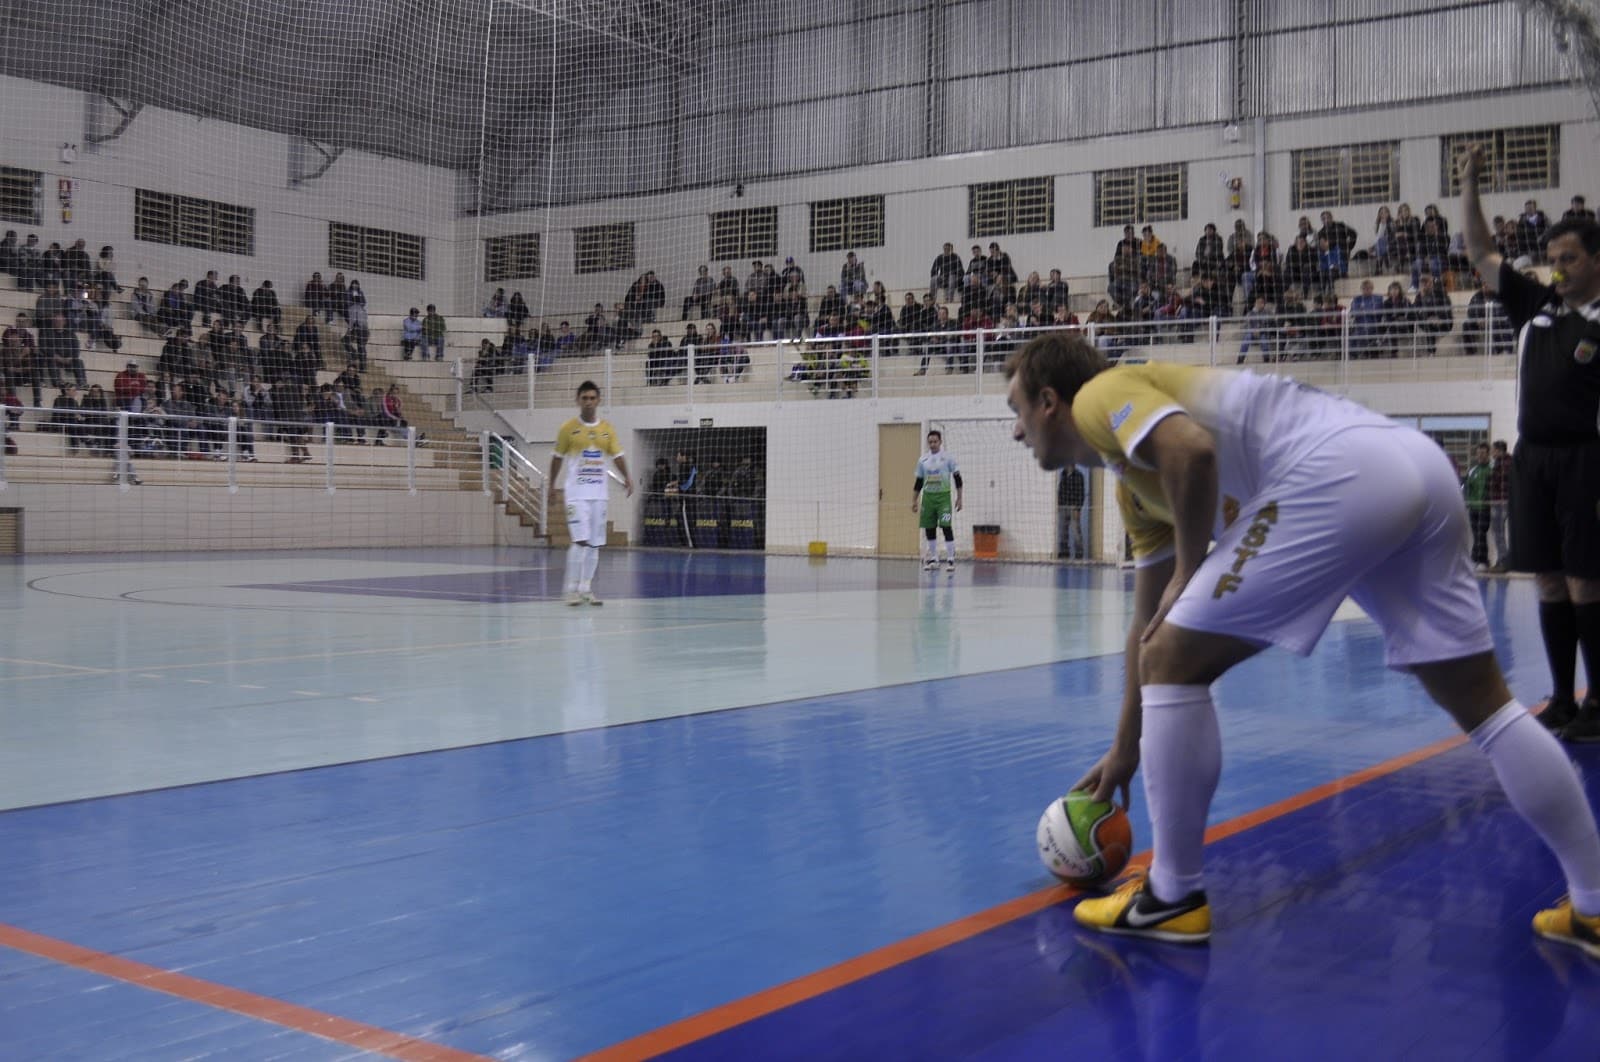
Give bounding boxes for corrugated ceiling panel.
[1172,0,1231,40]
[1160,41,1230,127]
[860,86,927,165]
[771,95,856,174]
[941,72,1010,154]
[945,1,1010,79]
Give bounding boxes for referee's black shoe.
[1560,700,1600,744]
[1541,696,1581,732]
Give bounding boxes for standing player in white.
[1005,332,1600,955]
[547,380,633,606]
[913,429,964,571]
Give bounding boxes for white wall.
[484,85,1598,320]
[0,76,463,316]
[498,375,1517,557]
[2,483,495,553]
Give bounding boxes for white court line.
[349,696,380,703]
[292,690,323,697]
[0,657,112,674]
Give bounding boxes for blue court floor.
[0,548,1595,1060]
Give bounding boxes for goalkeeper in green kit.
[913,429,964,571]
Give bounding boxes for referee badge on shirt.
[1577,339,1598,365]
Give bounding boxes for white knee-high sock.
[1140,683,1222,903]
[580,544,600,590]
[1474,700,1600,915]
[565,543,585,592]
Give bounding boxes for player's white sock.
[580,544,600,591]
[565,543,584,593]
[944,538,956,560]
[1140,683,1221,903]
[1473,700,1600,915]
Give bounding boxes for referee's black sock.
[1574,601,1600,703]
[1540,599,1579,703]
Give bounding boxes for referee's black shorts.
[1510,438,1600,577]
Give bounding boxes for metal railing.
[458,301,1517,410]
[483,432,546,533]
[0,404,481,492]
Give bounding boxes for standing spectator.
[95,245,121,292]
[684,266,715,320]
[1283,234,1317,297]
[50,385,89,453]
[303,272,328,323]
[62,239,93,289]
[1393,203,1422,267]
[1317,235,1347,295]
[482,287,508,317]
[1,316,38,407]
[965,244,988,286]
[129,277,160,331]
[1193,223,1224,278]
[840,251,867,297]
[1462,143,1600,737]
[781,256,805,288]
[1517,199,1549,260]
[1108,246,1141,308]
[1058,465,1087,560]
[327,273,349,323]
[1463,442,1493,569]
[292,314,322,377]
[1042,269,1071,319]
[1413,218,1449,287]
[345,280,369,369]
[985,242,1017,300]
[251,279,282,332]
[1564,196,1597,223]
[1370,206,1395,272]
[624,270,665,324]
[1348,279,1385,358]
[422,304,446,360]
[930,242,964,301]
[400,307,423,360]
[114,361,147,409]
[506,291,529,332]
[0,230,17,278]
[1317,210,1357,259]
[15,233,42,291]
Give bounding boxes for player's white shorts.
[566,497,608,545]
[1163,423,1494,669]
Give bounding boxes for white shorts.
[566,497,608,545]
[1164,424,1494,669]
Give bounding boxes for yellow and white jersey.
[1070,364,1393,564]
[553,416,623,501]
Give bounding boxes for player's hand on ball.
[1074,747,1137,807]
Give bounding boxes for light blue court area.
[0,550,1584,1059]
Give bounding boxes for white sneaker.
[566,592,583,606]
[922,558,938,571]
[944,557,956,571]
[583,593,603,607]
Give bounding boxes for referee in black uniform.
[1462,143,1600,740]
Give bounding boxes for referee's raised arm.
[1460,143,1504,293]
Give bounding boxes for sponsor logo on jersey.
[1576,339,1597,365]
[1110,401,1135,431]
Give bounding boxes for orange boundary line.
[0,922,491,1062]
[582,702,1575,1062]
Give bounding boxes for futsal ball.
[1036,792,1132,886]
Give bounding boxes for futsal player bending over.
[548,380,633,606]
[1005,333,1600,955]
[913,429,963,571]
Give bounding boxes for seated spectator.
[840,251,867,296]
[1042,269,1071,319]
[251,280,282,332]
[716,265,740,304]
[717,332,749,383]
[1138,226,1165,267]
[867,298,894,336]
[1015,271,1044,315]
[553,321,576,357]
[930,242,964,301]
[159,281,191,333]
[684,266,715,320]
[40,314,86,389]
[303,272,328,323]
[1379,280,1413,357]
[1463,280,1514,356]
[1108,245,1141,308]
[292,315,322,375]
[400,307,423,360]
[0,230,17,278]
[83,285,121,353]
[80,383,114,455]
[219,275,249,327]
[781,256,805,288]
[483,287,507,318]
[1309,292,1343,359]
[50,385,89,453]
[468,338,500,393]
[1,317,39,408]
[1317,235,1346,294]
[345,282,369,369]
[1392,203,1422,265]
[15,234,42,291]
[914,305,957,375]
[1084,299,1123,356]
[1273,233,1312,295]
[422,305,446,360]
[624,270,665,324]
[1412,273,1452,353]
[194,270,222,323]
[1348,279,1385,358]
[985,242,1017,300]
[1412,218,1448,287]
[258,325,289,383]
[741,289,768,341]
[581,303,608,351]
[1251,259,1285,311]
[1564,195,1596,222]
[378,385,416,446]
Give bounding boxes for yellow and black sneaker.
[1534,896,1600,960]
[1072,871,1211,944]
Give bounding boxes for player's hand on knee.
[1141,572,1193,644]
[1073,747,1138,808]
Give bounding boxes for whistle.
[1552,269,1567,283]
